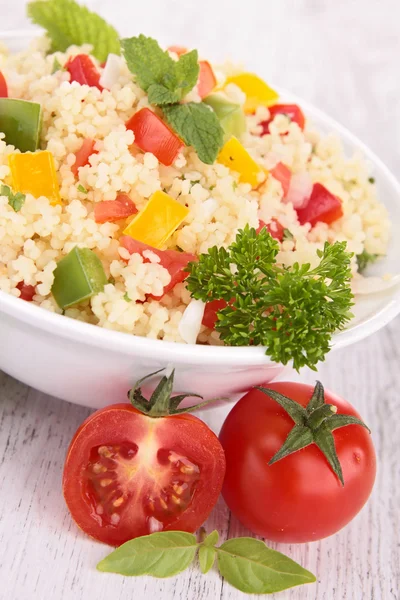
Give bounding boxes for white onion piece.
[285,172,313,209]
[178,299,206,344]
[351,274,400,295]
[99,53,123,89]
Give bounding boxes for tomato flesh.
[296,182,343,226]
[16,281,36,301]
[66,55,103,91]
[0,71,8,98]
[260,103,306,135]
[202,298,228,329]
[71,138,98,176]
[256,218,284,242]
[126,108,184,166]
[94,194,137,223]
[270,162,291,197]
[120,236,197,299]
[197,61,217,99]
[63,403,225,546]
[219,382,376,543]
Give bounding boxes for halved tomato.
[63,401,225,546]
[120,236,197,299]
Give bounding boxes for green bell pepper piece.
[0,98,42,152]
[204,94,246,140]
[52,247,108,309]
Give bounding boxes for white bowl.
[1,31,399,408]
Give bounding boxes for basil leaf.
[203,529,219,546]
[97,531,198,578]
[163,102,224,165]
[216,538,316,594]
[199,545,216,574]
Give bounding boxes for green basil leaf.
[199,545,216,575]
[216,537,316,594]
[97,531,198,578]
[203,530,219,546]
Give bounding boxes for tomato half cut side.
[63,404,225,546]
[0,71,8,98]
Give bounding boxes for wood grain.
[1,1,400,598]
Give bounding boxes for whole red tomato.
[219,381,376,543]
[63,372,225,546]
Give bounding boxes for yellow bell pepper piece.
[225,73,279,114]
[8,150,61,206]
[123,190,189,249]
[217,137,266,189]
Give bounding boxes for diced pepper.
[270,162,292,197]
[197,61,217,99]
[203,94,246,140]
[225,73,279,114]
[123,190,189,249]
[296,183,343,226]
[120,236,196,299]
[126,108,184,167]
[94,194,137,224]
[8,150,61,206]
[65,54,103,90]
[260,104,306,135]
[16,281,36,301]
[71,138,98,176]
[217,136,266,188]
[256,219,285,242]
[0,71,8,98]
[51,246,107,309]
[0,98,41,152]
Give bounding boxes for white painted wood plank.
[1,0,400,598]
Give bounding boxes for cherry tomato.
[220,382,376,543]
[120,235,196,299]
[256,218,285,242]
[126,108,184,167]
[260,104,306,135]
[296,182,343,226]
[94,194,137,224]
[63,403,225,546]
[0,71,8,98]
[16,281,36,301]
[270,162,291,197]
[71,138,98,176]
[197,61,217,99]
[66,55,103,91]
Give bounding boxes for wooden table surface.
[1,1,399,599]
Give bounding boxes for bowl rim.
[1,29,400,366]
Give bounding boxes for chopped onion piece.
[285,172,313,209]
[99,54,123,89]
[178,299,206,344]
[352,274,400,295]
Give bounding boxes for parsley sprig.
[121,35,224,164]
[1,184,26,212]
[186,226,354,370]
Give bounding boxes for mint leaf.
[175,50,199,97]
[97,531,198,577]
[216,538,316,594]
[1,184,26,212]
[27,0,120,62]
[148,83,181,106]
[163,103,224,164]
[199,546,216,574]
[121,35,177,93]
[121,37,199,103]
[51,56,65,74]
[77,183,87,194]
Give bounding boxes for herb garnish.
[356,249,380,274]
[121,35,224,164]
[186,226,354,370]
[282,228,294,241]
[27,0,120,61]
[1,184,26,212]
[76,183,87,194]
[97,529,316,594]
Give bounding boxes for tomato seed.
[113,496,124,507]
[100,478,113,487]
[98,446,112,458]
